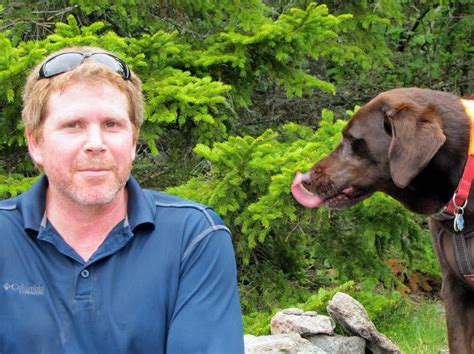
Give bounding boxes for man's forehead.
[53,80,123,95]
[45,82,129,120]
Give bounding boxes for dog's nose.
[301,171,312,184]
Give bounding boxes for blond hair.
[22,46,144,141]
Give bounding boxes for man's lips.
[77,168,112,176]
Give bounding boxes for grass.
[378,299,447,354]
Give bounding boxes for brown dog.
[291,88,474,353]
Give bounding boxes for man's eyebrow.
[103,116,128,121]
[59,114,128,121]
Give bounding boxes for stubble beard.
[46,163,132,207]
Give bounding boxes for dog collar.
[433,100,474,230]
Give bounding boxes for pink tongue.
[291,172,325,208]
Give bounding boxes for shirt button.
[81,269,90,278]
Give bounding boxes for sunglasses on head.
[38,52,131,80]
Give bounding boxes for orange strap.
[445,99,474,216]
[463,99,474,155]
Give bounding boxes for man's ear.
[26,129,44,167]
[131,143,137,162]
[387,105,446,188]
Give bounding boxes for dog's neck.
[383,165,461,215]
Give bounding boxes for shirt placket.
[75,264,93,301]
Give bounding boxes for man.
[0,46,244,353]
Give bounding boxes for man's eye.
[65,122,80,129]
[105,121,117,128]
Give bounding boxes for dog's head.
[292,88,446,210]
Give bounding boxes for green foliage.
[168,108,437,285]
[194,3,349,102]
[381,300,447,354]
[301,280,404,329]
[301,281,355,313]
[2,3,467,340]
[69,0,135,17]
[0,1,383,159]
[243,279,405,336]
[352,279,403,322]
[322,0,396,82]
[379,0,472,92]
[0,173,38,199]
[168,109,343,264]
[0,15,232,152]
[241,265,314,335]
[142,67,231,152]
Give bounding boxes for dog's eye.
[383,117,392,136]
[351,139,370,157]
[351,138,377,163]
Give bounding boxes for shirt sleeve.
[166,220,244,354]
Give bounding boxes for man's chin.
[70,190,122,206]
[56,180,126,207]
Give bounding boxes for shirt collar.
[18,175,47,233]
[126,176,155,231]
[18,175,155,234]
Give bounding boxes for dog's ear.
[386,104,446,188]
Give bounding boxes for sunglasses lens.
[42,53,84,78]
[92,54,129,79]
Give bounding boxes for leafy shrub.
[168,108,438,285]
[0,173,38,199]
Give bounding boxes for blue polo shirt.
[0,176,244,353]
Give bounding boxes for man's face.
[27,82,137,206]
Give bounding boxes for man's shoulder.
[0,197,21,231]
[145,189,208,210]
[142,189,226,228]
[0,196,19,212]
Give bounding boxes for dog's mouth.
[291,172,369,210]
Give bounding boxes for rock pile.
[244,292,403,354]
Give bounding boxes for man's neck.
[45,187,128,262]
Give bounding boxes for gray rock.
[308,334,366,354]
[281,308,305,316]
[304,311,318,317]
[271,309,336,337]
[327,292,403,354]
[244,333,326,353]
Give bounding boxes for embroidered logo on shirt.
[3,282,44,296]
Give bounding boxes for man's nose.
[84,126,106,153]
